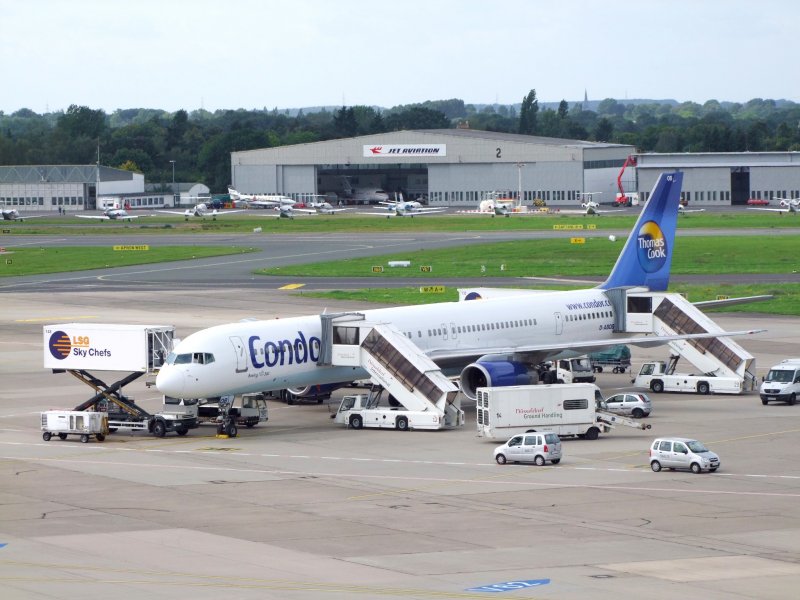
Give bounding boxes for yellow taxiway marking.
[15,315,98,323]
[278,283,305,290]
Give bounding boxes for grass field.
[0,246,256,277]
[257,236,800,278]
[2,210,799,235]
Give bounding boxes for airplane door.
[450,322,457,340]
[441,323,448,341]
[229,336,248,373]
[554,312,564,335]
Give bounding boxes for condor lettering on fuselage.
[248,331,321,369]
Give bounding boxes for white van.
[494,431,562,466]
[760,359,800,405]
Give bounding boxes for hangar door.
[730,167,750,205]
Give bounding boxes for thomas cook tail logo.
[48,330,71,360]
[637,221,667,273]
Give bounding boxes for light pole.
[169,160,176,207]
[516,162,525,207]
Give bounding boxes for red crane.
[615,155,638,206]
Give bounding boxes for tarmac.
[1,232,799,599]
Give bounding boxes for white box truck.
[759,359,800,405]
[43,323,174,372]
[632,360,742,395]
[476,383,650,441]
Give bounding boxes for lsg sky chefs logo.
[48,330,73,359]
[637,221,668,273]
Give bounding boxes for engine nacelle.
[286,382,342,398]
[459,360,539,400]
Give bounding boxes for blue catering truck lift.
[43,323,198,437]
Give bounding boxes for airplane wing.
[211,210,246,216]
[76,215,111,220]
[13,215,46,221]
[155,210,190,216]
[747,207,791,213]
[427,328,765,366]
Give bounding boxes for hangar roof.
[232,129,631,166]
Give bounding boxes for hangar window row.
[0,197,45,206]
[751,190,799,200]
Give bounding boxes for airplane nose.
[155,367,185,397]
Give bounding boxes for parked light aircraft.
[257,204,346,219]
[340,177,390,204]
[358,204,446,218]
[156,204,245,220]
[1,209,44,221]
[76,208,149,221]
[457,196,531,217]
[227,188,295,208]
[747,197,799,215]
[156,171,761,402]
[678,204,705,214]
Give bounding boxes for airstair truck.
[632,357,743,395]
[475,383,650,441]
[332,387,460,431]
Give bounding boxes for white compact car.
[494,432,562,466]
[604,392,652,418]
[649,437,720,473]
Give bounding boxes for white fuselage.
[156,288,616,399]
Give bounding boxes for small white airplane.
[228,188,295,208]
[748,197,799,215]
[157,204,245,221]
[1,208,45,222]
[457,196,531,218]
[678,204,705,214]
[256,203,349,219]
[156,171,763,403]
[340,176,390,204]
[76,208,149,222]
[358,203,447,218]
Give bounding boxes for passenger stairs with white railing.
[617,290,757,390]
[319,314,462,427]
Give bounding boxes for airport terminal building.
[230,129,636,206]
[0,165,209,213]
[231,130,800,207]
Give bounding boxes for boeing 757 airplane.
[156,172,759,401]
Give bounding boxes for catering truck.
[475,383,650,441]
[43,323,174,372]
[759,359,800,405]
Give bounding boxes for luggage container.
[41,410,109,443]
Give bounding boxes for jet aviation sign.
[363,144,446,157]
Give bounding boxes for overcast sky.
[3,0,798,115]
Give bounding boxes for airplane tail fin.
[600,171,682,292]
[227,187,241,199]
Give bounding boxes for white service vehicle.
[475,383,650,441]
[41,410,108,443]
[759,359,800,405]
[332,392,459,431]
[632,360,743,395]
[539,357,596,384]
[193,393,269,427]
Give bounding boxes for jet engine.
[459,359,539,400]
[285,383,344,404]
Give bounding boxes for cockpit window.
[171,353,192,365]
[191,352,215,364]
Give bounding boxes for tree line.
[1,91,798,192]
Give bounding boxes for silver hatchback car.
[604,392,652,418]
[495,432,562,466]
[649,437,720,473]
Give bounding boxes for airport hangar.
[231,129,800,207]
[230,129,637,207]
